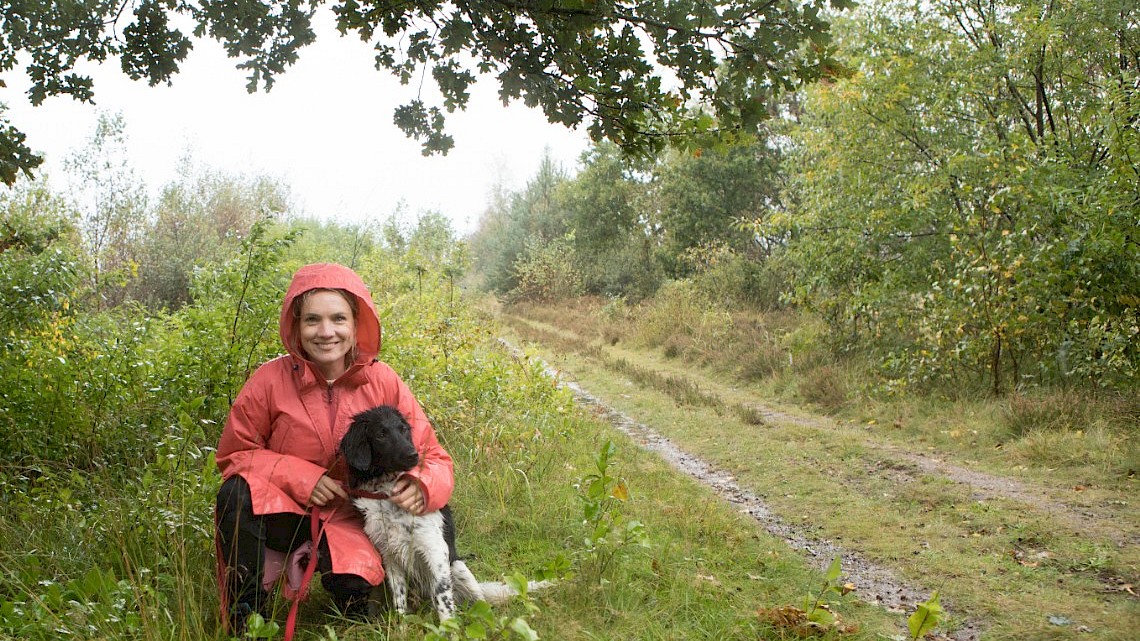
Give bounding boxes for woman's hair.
[291,288,360,366]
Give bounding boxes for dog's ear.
[340,422,373,472]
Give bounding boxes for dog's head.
[340,405,420,486]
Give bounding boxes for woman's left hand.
[390,476,427,515]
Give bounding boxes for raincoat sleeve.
[216,372,327,508]
[388,375,454,512]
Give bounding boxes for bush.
[1002,389,1140,439]
[509,233,584,302]
[691,251,786,312]
[636,280,733,356]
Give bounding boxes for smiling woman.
[215,262,454,635]
[295,289,358,381]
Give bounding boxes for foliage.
[654,139,783,272]
[574,441,649,580]
[421,583,541,641]
[555,142,662,298]
[63,111,148,306]
[907,592,943,640]
[0,568,144,640]
[636,280,735,360]
[755,557,859,636]
[1,0,852,180]
[470,129,792,306]
[509,233,584,303]
[0,180,81,334]
[170,218,300,416]
[777,0,1140,393]
[469,154,568,294]
[132,162,291,308]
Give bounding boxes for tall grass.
[3,232,902,641]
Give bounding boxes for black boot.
[324,572,373,619]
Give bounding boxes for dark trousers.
[215,476,371,615]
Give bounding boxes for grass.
[498,299,1140,641]
[2,277,1134,641]
[0,297,905,641]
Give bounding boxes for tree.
[469,151,568,293]
[780,0,1139,392]
[63,111,147,305]
[132,162,291,308]
[0,0,852,184]
[557,141,660,297]
[654,137,783,273]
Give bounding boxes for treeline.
[468,0,1139,394]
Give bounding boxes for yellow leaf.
[611,481,629,501]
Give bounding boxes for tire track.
[498,338,983,641]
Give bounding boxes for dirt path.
[500,339,982,640]
[744,402,1138,547]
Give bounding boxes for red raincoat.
[215,262,454,590]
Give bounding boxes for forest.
[1,0,1137,640]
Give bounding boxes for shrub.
[509,233,585,302]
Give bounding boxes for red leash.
[281,484,390,641]
[283,504,330,641]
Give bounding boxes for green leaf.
[824,556,842,583]
[509,617,540,641]
[907,591,942,640]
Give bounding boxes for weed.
[734,404,767,426]
[738,340,788,381]
[1003,390,1095,438]
[575,441,650,581]
[662,334,687,359]
[907,592,943,640]
[799,365,849,413]
[421,576,541,641]
[756,556,859,636]
[242,612,281,639]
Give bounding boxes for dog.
[339,405,547,620]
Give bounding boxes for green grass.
[0,295,904,641]
[498,300,1140,641]
[3,276,1134,641]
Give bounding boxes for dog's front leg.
[385,564,410,615]
[427,556,457,621]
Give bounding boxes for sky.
[2,12,591,236]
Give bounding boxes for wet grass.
[498,301,1140,641]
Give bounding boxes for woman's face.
[298,290,357,380]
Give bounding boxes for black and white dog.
[340,405,546,620]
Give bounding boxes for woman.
[214,262,454,632]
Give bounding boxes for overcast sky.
[2,12,590,235]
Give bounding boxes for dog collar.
[348,487,391,501]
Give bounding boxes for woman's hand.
[390,476,427,515]
[309,474,348,507]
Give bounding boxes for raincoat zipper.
[325,380,337,431]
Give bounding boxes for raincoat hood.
[279,263,381,367]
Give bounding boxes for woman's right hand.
[308,474,348,507]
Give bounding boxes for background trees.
[779,0,1139,392]
[467,0,1138,393]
